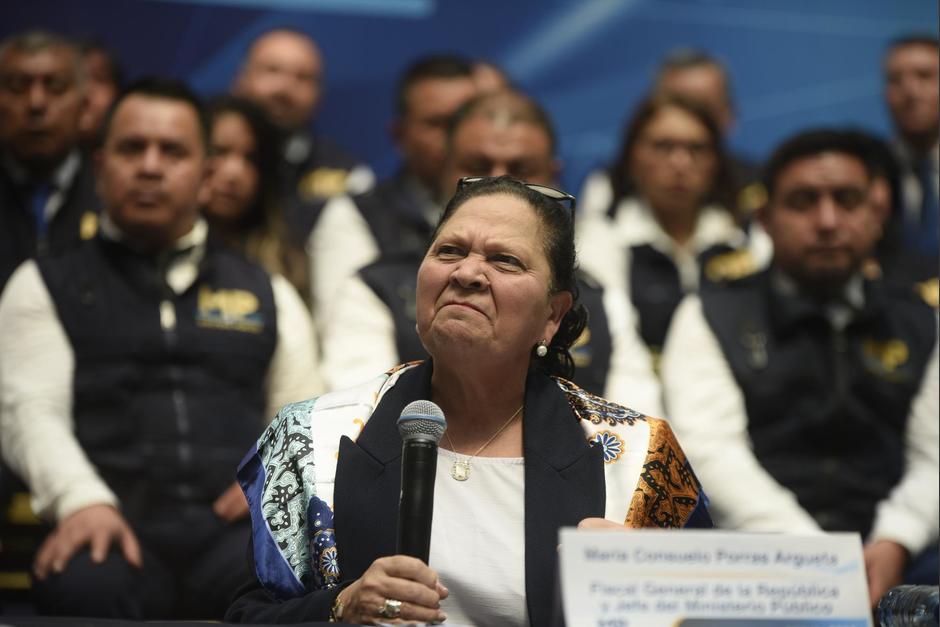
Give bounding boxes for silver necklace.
[442,405,524,481]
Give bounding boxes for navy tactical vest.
[629,242,736,351]
[37,236,277,516]
[0,159,100,290]
[699,270,936,536]
[357,176,435,258]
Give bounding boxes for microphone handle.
[397,439,438,562]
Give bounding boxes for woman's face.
[415,193,571,366]
[628,105,717,219]
[204,112,260,224]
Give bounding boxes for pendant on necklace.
[450,459,470,481]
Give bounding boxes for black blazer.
[226,361,604,624]
[227,361,710,624]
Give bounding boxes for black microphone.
[396,400,447,563]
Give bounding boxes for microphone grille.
[398,400,447,443]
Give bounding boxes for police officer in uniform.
[233,28,374,240]
[321,90,663,415]
[0,79,321,619]
[0,30,101,291]
[661,129,938,607]
[308,55,478,333]
[577,95,772,362]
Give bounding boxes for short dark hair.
[446,88,557,156]
[77,38,125,88]
[886,33,940,54]
[608,93,733,212]
[0,29,82,83]
[655,47,733,105]
[430,175,586,380]
[101,77,210,149]
[395,54,474,117]
[762,129,878,200]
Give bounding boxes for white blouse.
[429,448,529,627]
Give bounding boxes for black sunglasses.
[457,176,577,216]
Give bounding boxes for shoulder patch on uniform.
[861,258,883,281]
[298,167,349,200]
[736,182,767,215]
[79,211,98,240]
[915,278,939,309]
[704,249,758,282]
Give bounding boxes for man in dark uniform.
[233,28,373,237]
[883,34,938,260]
[308,55,478,330]
[0,30,101,291]
[662,129,938,607]
[320,90,664,415]
[0,78,320,619]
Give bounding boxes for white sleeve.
[0,261,117,522]
[576,169,613,221]
[575,214,627,294]
[868,329,940,555]
[660,295,821,532]
[264,274,324,422]
[307,195,381,338]
[320,275,400,392]
[601,286,664,417]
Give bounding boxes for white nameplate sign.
[559,529,871,627]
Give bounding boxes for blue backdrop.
[3,0,936,193]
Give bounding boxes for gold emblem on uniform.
[736,182,767,215]
[863,338,909,375]
[298,167,349,199]
[861,258,882,281]
[915,278,939,309]
[570,327,592,368]
[79,212,98,240]
[195,286,263,333]
[704,249,757,282]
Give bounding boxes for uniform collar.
[98,214,209,295]
[2,149,81,191]
[769,269,873,333]
[613,196,745,255]
[893,137,939,170]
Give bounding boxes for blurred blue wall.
[3,0,936,193]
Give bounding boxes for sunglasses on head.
[457,176,577,216]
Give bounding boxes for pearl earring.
[536,341,549,358]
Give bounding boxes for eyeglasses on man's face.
[457,176,577,216]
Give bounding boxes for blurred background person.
[76,38,122,153]
[471,58,511,93]
[320,89,663,415]
[308,54,478,332]
[883,34,938,260]
[203,95,312,306]
[654,48,762,213]
[853,130,938,290]
[233,27,373,237]
[580,48,763,220]
[661,129,938,607]
[227,175,710,625]
[578,94,768,358]
[0,29,99,292]
[0,78,321,619]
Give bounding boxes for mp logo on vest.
[196,286,265,333]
